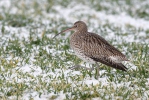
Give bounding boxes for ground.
[0,0,149,100]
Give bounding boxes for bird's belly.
[73,49,95,64]
[70,36,95,64]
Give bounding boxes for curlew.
[53,21,129,78]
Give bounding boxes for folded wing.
[80,32,128,71]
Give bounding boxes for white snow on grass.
[22,91,66,100]
[0,0,149,100]
[54,4,149,30]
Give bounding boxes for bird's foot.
[69,65,94,72]
[69,65,82,70]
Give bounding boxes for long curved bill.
[53,26,75,39]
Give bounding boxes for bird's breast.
[69,33,95,64]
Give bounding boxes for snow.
[84,77,107,86]
[0,0,149,99]
[54,4,149,30]
[22,91,65,100]
[0,0,11,8]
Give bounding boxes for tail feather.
[91,57,128,71]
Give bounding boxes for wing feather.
[79,32,128,71]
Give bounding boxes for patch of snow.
[0,1,149,100]
[0,0,11,8]
[54,4,149,30]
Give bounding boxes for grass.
[0,0,149,100]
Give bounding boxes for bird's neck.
[75,30,88,35]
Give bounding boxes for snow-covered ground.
[0,0,149,100]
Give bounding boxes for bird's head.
[53,21,87,38]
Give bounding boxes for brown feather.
[70,31,128,71]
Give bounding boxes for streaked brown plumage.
[53,21,129,77]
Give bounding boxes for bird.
[53,21,129,78]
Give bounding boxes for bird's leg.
[69,65,82,70]
[69,64,94,71]
[95,62,100,79]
